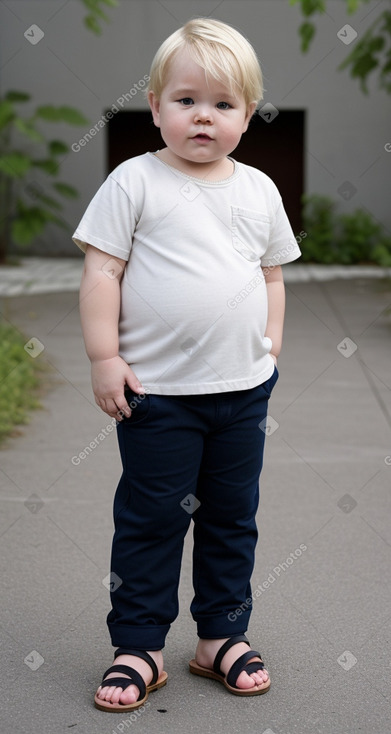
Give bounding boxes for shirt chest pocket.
[231,206,271,262]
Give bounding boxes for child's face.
[148,47,256,170]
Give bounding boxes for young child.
[73,17,301,712]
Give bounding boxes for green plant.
[0,322,44,445]
[290,0,391,94]
[81,0,119,34]
[0,90,88,263]
[300,194,338,263]
[337,209,385,263]
[300,194,391,264]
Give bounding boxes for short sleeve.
[72,174,138,260]
[261,197,301,268]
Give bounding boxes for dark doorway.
[107,109,305,233]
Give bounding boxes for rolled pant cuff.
[108,623,170,651]
[195,609,251,639]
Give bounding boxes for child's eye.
[217,102,232,110]
[179,98,194,106]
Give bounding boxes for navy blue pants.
[107,368,278,650]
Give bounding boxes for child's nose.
[194,106,213,123]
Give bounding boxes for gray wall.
[1,0,390,255]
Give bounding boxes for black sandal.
[189,634,270,696]
[94,647,168,712]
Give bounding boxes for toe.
[104,685,118,701]
[236,670,259,689]
[96,685,108,700]
[236,665,270,690]
[119,684,140,705]
[96,681,140,706]
[110,687,124,704]
[100,687,112,700]
[249,668,269,687]
[250,671,264,686]
[261,668,270,684]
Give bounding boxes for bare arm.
[262,265,285,365]
[79,244,144,419]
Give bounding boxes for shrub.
[300,194,391,265]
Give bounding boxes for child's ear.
[243,102,257,132]
[242,102,258,132]
[148,91,161,128]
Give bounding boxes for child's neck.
[153,148,234,182]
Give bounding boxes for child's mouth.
[192,134,212,142]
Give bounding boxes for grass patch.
[0,321,44,445]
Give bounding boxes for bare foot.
[96,650,164,706]
[195,638,269,690]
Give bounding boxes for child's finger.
[125,368,145,394]
[115,399,132,420]
[96,396,127,419]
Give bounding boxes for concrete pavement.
[0,261,390,734]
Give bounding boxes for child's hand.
[91,356,145,420]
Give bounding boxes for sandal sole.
[189,660,270,696]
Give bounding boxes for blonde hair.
[146,18,263,109]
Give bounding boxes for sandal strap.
[243,660,265,675]
[100,676,144,698]
[213,634,249,676]
[226,650,263,689]
[100,664,145,700]
[114,648,159,685]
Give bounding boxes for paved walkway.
[0,260,390,734]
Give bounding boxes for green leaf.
[14,118,44,143]
[11,202,68,245]
[0,152,31,178]
[53,181,78,198]
[84,15,102,34]
[32,159,59,175]
[367,36,386,54]
[299,21,316,52]
[36,105,88,125]
[36,105,62,122]
[82,0,118,34]
[48,140,69,156]
[83,0,108,21]
[381,59,391,74]
[354,56,380,77]
[347,0,371,12]
[4,90,30,103]
[301,0,325,18]
[11,207,47,245]
[0,100,15,131]
[56,107,89,125]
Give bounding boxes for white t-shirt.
[73,152,301,395]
